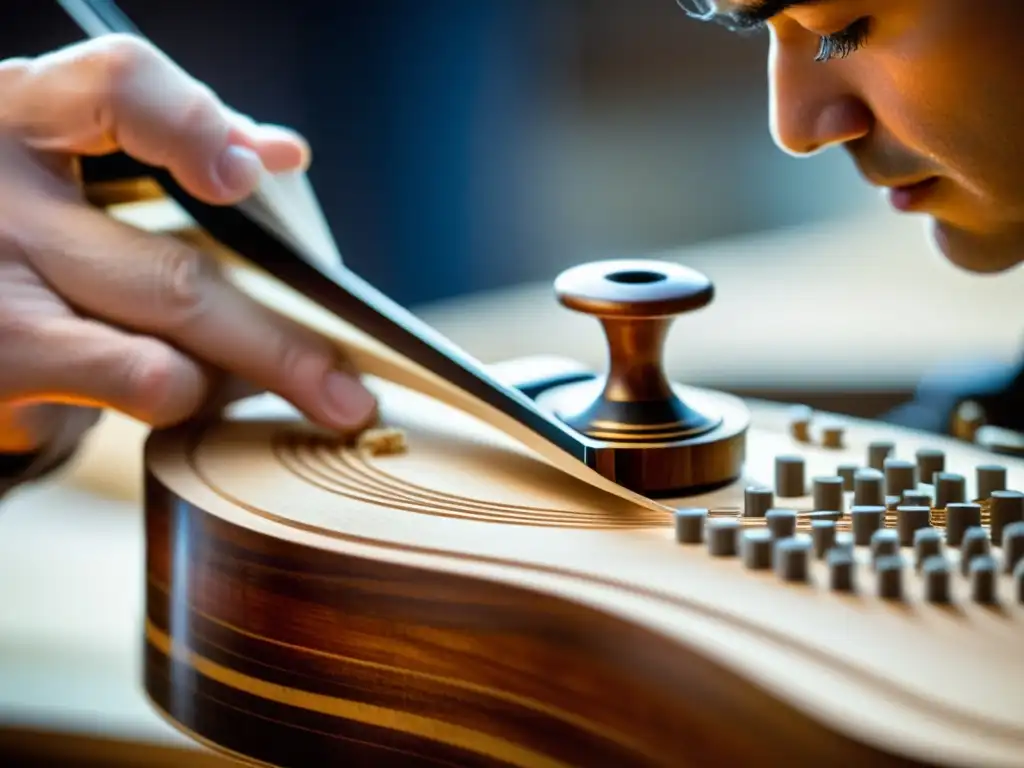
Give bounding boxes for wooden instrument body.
[144,356,1024,768]
[49,9,1024,760]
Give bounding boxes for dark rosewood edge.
[79,153,594,467]
[143,463,935,768]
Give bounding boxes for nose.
[767,40,873,156]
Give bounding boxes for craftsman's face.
[706,0,1024,273]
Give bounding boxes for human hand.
[0,34,377,472]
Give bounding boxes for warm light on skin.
[8,393,109,408]
[684,0,1024,274]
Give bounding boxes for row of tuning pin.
[673,507,1024,605]
[672,431,1024,604]
[787,405,1014,508]
[788,406,844,448]
[768,445,1012,515]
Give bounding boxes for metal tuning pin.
[870,529,900,569]
[707,519,741,557]
[775,455,806,498]
[837,463,859,491]
[916,448,946,487]
[851,506,886,546]
[853,469,886,507]
[741,529,774,570]
[674,508,708,545]
[960,527,991,577]
[989,490,1024,544]
[811,520,837,559]
[902,491,932,508]
[945,503,982,547]
[812,476,844,516]
[827,549,856,593]
[883,459,916,499]
[896,506,931,547]
[743,487,774,518]
[934,473,966,509]
[922,556,953,604]
[876,555,905,601]
[775,538,813,583]
[913,528,944,570]
[867,441,895,471]
[976,464,1007,501]
[969,556,998,605]
[766,509,798,540]
[1003,521,1024,574]
[788,405,813,442]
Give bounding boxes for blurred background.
[5,0,1023,426]
[4,0,875,305]
[6,0,1019,424]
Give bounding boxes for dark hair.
[676,0,716,20]
[676,1,763,34]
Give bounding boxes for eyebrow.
[710,0,826,30]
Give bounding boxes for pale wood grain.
[145,370,1024,767]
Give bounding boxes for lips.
[885,177,939,212]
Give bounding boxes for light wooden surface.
[3,365,1024,765]
[415,208,1024,390]
[144,371,1024,767]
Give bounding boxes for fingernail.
[323,370,377,428]
[214,144,262,197]
[256,124,312,170]
[256,122,306,145]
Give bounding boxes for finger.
[27,205,379,434]
[188,371,266,424]
[225,109,311,173]
[0,314,214,428]
[0,35,309,203]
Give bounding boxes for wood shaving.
[356,426,408,456]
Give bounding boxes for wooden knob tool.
[533,260,749,496]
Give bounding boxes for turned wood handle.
[550,259,718,431]
[553,259,714,319]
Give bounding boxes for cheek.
[865,17,1024,209]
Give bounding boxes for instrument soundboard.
[135,251,1024,766]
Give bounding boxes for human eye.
[814,16,872,62]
